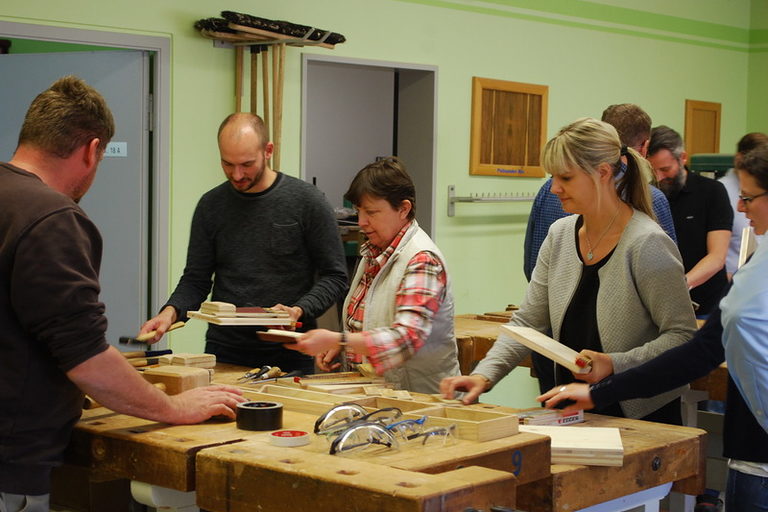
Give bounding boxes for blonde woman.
[441,118,697,423]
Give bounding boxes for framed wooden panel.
[470,77,548,177]
[685,99,721,154]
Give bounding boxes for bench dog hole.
[396,482,419,488]
[337,470,358,476]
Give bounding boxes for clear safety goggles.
[329,422,399,455]
[314,404,403,436]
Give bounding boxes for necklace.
[584,205,621,261]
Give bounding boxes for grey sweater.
[166,173,348,355]
[474,210,697,419]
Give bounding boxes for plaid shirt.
[346,221,447,374]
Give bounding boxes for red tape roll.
[270,430,310,447]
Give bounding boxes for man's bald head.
[217,113,270,149]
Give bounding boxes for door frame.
[0,20,171,315]
[301,53,438,237]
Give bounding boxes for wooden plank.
[197,443,516,512]
[500,325,589,374]
[738,226,757,268]
[188,310,293,326]
[519,425,623,466]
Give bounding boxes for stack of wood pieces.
[188,301,293,326]
[157,353,216,369]
[518,425,624,466]
[516,407,585,426]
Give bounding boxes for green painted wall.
[3,38,114,52]
[747,0,768,133]
[1,0,763,407]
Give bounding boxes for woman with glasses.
[442,118,697,425]
[540,145,768,511]
[288,157,460,394]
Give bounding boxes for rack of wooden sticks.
[196,13,345,172]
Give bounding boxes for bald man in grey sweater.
[140,113,348,372]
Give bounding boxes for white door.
[0,50,151,347]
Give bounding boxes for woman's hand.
[439,374,489,405]
[315,347,342,372]
[286,329,341,356]
[572,349,613,384]
[537,383,594,413]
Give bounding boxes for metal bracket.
[447,185,535,217]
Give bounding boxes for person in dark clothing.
[0,76,243,512]
[139,113,348,372]
[539,144,768,511]
[647,126,732,315]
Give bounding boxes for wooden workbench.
[60,364,706,512]
[455,314,533,375]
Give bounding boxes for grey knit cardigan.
[474,210,698,419]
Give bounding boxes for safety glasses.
[329,422,399,455]
[314,404,402,435]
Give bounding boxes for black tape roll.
[236,401,283,431]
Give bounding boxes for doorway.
[0,20,171,346]
[301,55,437,237]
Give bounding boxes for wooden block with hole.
[142,366,212,395]
[500,325,589,374]
[196,442,516,512]
[404,406,518,442]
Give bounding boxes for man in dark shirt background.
[0,76,243,511]
[648,126,732,316]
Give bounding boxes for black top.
[165,173,348,370]
[590,285,768,463]
[668,171,732,315]
[534,216,623,415]
[0,163,109,494]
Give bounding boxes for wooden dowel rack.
[448,185,535,217]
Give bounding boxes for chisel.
[119,321,186,344]
[121,349,173,359]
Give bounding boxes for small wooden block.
[200,301,236,314]
[500,325,589,374]
[142,366,212,395]
[157,353,216,369]
[519,425,624,466]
